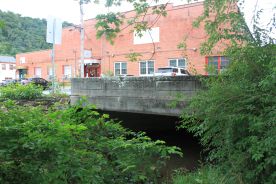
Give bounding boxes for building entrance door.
[85,64,100,77]
[19,69,27,79]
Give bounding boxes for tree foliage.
[84,0,167,43]
[177,0,276,182]
[0,11,72,56]
[180,44,276,183]
[0,83,43,100]
[194,0,275,54]
[0,99,181,183]
[193,0,251,54]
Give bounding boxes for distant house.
[0,56,16,82]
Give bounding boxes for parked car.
[154,67,190,76]
[0,79,20,86]
[21,77,49,89]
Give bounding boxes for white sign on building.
[84,50,92,58]
[133,27,160,45]
[46,17,62,44]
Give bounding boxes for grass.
[172,166,240,184]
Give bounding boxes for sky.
[0,0,275,38]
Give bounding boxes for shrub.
[180,44,276,184]
[0,83,43,100]
[0,100,181,183]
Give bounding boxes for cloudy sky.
[0,0,275,38]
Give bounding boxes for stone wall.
[71,76,202,116]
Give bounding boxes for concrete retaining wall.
[71,76,202,116]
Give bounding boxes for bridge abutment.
[70,76,202,116]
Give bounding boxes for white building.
[0,56,16,82]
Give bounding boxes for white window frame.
[2,64,6,70]
[168,58,186,68]
[9,64,14,70]
[114,62,127,76]
[63,65,72,78]
[20,57,26,64]
[47,67,53,80]
[139,60,155,76]
[34,67,42,77]
[48,67,53,76]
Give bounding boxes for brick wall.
[16,2,219,81]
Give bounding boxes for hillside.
[0,10,73,56]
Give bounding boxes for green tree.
[0,100,181,183]
[0,10,73,56]
[177,1,276,183]
[180,44,276,184]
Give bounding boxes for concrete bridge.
[70,76,202,117]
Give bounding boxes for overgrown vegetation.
[0,99,181,183]
[176,0,276,183]
[180,44,276,183]
[0,83,43,100]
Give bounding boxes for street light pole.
[51,19,56,93]
[80,0,85,78]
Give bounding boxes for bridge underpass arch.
[100,110,203,171]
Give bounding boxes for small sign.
[84,50,92,58]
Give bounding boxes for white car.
[154,67,190,76]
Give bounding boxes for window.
[34,67,42,77]
[114,62,127,76]
[220,56,230,72]
[20,57,26,64]
[207,56,219,74]
[2,64,6,70]
[206,56,230,75]
[140,60,154,75]
[47,67,53,80]
[63,65,71,78]
[169,58,186,68]
[48,67,53,76]
[9,64,14,70]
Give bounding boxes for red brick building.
[16,1,227,81]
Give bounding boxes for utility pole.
[73,49,77,77]
[80,0,85,78]
[51,19,56,93]
[46,17,62,93]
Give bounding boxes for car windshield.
[157,68,174,73]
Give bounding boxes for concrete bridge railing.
[70,76,202,116]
